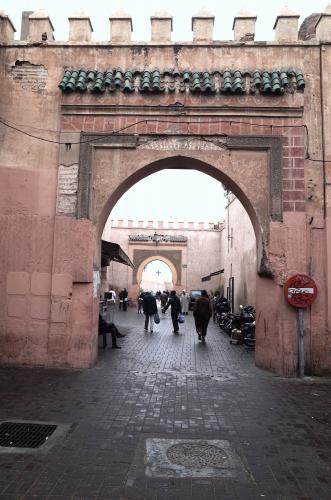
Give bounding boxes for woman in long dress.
[193,290,212,343]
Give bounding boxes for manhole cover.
[0,421,57,449]
[166,441,228,468]
[144,439,247,478]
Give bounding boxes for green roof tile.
[76,71,87,91]
[222,70,232,93]
[279,71,289,86]
[58,68,305,96]
[59,70,72,90]
[91,71,104,92]
[252,70,261,81]
[123,79,134,93]
[296,70,305,90]
[261,72,272,93]
[87,70,95,82]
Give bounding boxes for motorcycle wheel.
[243,338,255,349]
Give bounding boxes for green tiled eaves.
[59,68,305,95]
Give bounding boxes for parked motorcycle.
[214,298,231,323]
[242,321,255,349]
[220,305,255,345]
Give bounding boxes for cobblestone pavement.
[0,307,330,500]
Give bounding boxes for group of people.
[139,289,212,342]
[100,286,214,348]
[104,287,129,311]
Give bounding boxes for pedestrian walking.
[180,290,189,315]
[160,291,168,309]
[142,291,158,333]
[137,292,144,314]
[104,286,116,323]
[119,288,128,311]
[162,290,182,334]
[193,289,212,343]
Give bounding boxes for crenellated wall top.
[109,220,224,231]
[1,7,331,44]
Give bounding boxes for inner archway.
[140,259,174,292]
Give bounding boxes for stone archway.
[83,135,276,366]
[54,131,308,376]
[75,134,282,278]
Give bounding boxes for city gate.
[0,8,330,375]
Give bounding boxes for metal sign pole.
[284,274,317,378]
[297,308,305,378]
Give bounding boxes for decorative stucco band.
[227,136,282,221]
[76,133,282,222]
[77,134,138,219]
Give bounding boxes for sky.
[111,170,226,222]
[2,0,328,42]
[3,0,327,222]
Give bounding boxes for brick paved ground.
[0,307,330,500]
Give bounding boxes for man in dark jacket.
[162,290,182,334]
[142,291,158,333]
[160,291,168,309]
[119,288,128,311]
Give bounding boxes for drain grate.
[0,421,57,449]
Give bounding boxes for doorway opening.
[101,166,257,325]
[140,259,174,293]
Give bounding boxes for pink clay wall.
[0,24,329,374]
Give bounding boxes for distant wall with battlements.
[102,219,223,298]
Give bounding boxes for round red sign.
[284,274,318,308]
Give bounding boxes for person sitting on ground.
[98,314,124,349]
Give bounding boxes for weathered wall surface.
[0,9,330,375]
[317,42,331,375]
[220,195,257,310]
